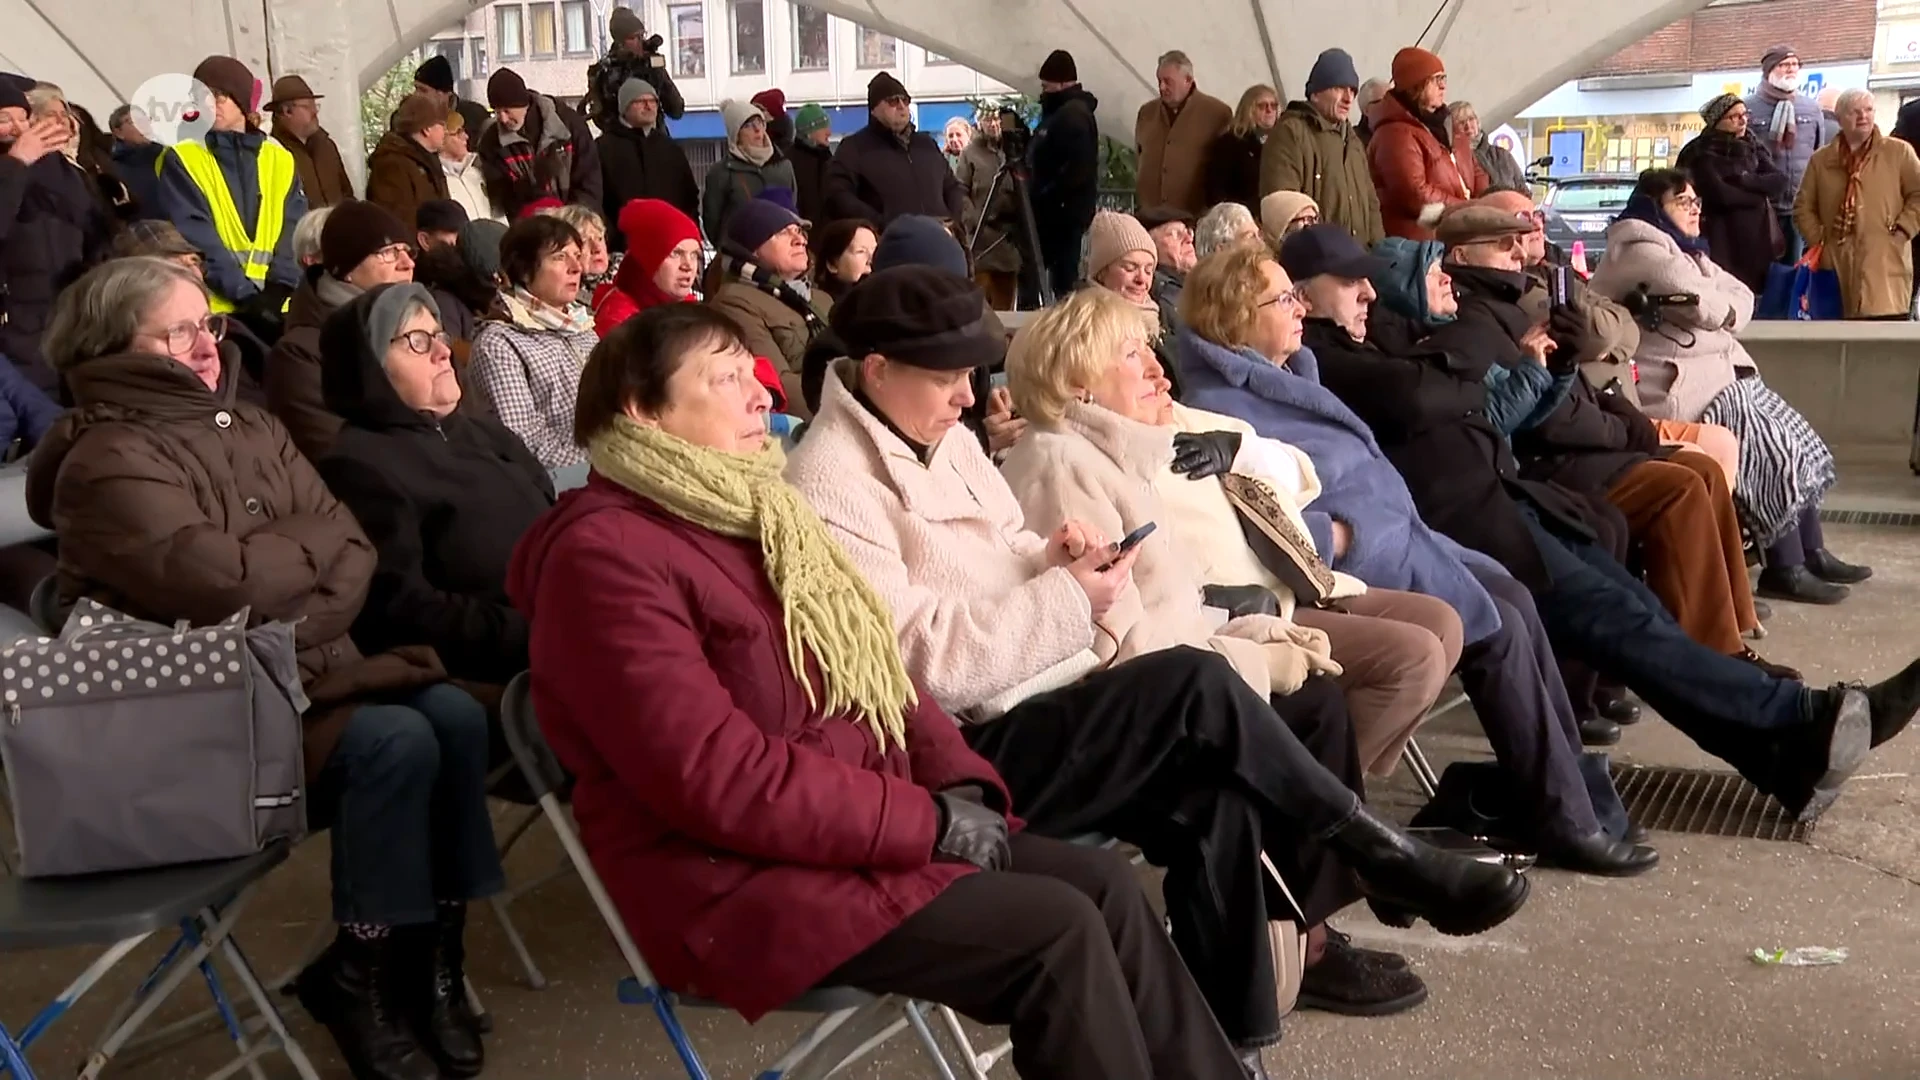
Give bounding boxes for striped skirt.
[1699,375,1836,548]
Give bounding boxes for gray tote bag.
[0,598,309,878]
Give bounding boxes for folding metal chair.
[496,673,963,1080]
[0,842,320,1080]
[1401,690,1472,800]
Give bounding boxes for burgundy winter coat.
[506,474,1013,1019]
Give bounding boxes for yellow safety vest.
[160,139,296,313]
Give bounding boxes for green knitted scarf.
[589,416,913,750]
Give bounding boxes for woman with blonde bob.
[1206,84,1280,211]
[1002,286,1456,784]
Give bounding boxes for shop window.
[792,4,830,70]
[731,0,766,75]
[670,2,706,78]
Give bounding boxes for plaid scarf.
[1835,130,1880,239]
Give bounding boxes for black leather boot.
[1326,806,1530,936]
[1596,694,1641,725]
[1757,565,1849,605]
[1535,830,1660,878]
[1805,548,1873,585]
[1771,687,1871,823]
[413,905,485,1078]
[294,932,438,1080]
[1864,657,1920,748]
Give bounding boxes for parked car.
[1539,173,1637,264]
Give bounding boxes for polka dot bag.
[0,598,309,878]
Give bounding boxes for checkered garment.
[468,320,598,469]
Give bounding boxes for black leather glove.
[1170,430,1242,479]
[931,785,1010,872]
[1544,305,1589,373]
[1202,584,1280,619]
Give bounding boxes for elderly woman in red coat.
[505,301,1249,1079]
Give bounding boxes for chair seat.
[0,842,289,952]
[616,976,876,1015]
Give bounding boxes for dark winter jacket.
[1510,368,1663,494]
[265,270,358,461]
[701,151,798,246]
[1262,101,1383,246]
[595,122,700,248]
[110,140,164,218]
[157,129,308,302]
[273,125,356,209]
[824,120,966,227]
[412,244,498,349]
[0,153,114,391]
[0,356,58,451]
[956,137,1022,275]
[25,347,444,778]
[316,286,553,684]
[789,138,834,224]
[1030,86,1101,234]
[1744,85,1827,209]
[586,46,685,131]
[476,93,604,220]
[1474,135,1528,193]
[365,130,451,231]
[1204,129,1264,212]
[1674,130,1788,294]
[1304,267,1596,591]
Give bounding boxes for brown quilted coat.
[25,350,444,778]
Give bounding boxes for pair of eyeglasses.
[882,95,911,107]
[1290,212,1320,228]
[371,243,415,265]
[154,313,228,357]
[1258,288,1307,310]
[390,329,452,355]
[1668,195,1703,212]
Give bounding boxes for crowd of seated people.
[12,32,1920,1080]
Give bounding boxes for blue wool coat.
[1177,326,1506,644]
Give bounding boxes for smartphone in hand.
[1096,522,1156,572]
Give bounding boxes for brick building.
[1513,0,1875,174]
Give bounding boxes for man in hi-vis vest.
[157,56,307,342]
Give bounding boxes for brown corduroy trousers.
[1605,450,1759,656]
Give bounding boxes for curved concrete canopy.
[5,0,1708,184]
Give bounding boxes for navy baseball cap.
[1279,223,1387,282]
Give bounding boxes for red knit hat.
[517,197,565,220]
[614,198,703,301]
[1391,47,1444,91]
[751,88,787,117]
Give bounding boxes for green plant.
[359,55,419,158]
[1098,136,1136,193]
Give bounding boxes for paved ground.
[6,517,1920,1080]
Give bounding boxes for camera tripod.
[968,153,1055,310]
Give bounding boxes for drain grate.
[1819,508,1920,528]
[1610,765,1814,842]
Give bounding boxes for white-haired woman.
[1195,201,1261,259]
[701,100,796,246]
[537,201,615,302]
[1793,88,1920,318]
[28,257,500,1080]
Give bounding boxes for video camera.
[1620,283,1699,331]
[996,107,1032,162]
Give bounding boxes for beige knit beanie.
[1260,190,1320,243]
[1085,209,1155,280]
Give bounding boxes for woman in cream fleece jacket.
[1000,288,1459,777]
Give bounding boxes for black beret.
[829,266,1002,371]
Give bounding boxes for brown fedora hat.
[263,75,322,110]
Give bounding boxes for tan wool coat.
[1793,133,1920,318]
[786,364,1137,719]
[998,400,1344,696]
[1135,89,1233,217]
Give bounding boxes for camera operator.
[957,109,1024,309]
[587,7,685,134]
[1029,50,1101,303]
